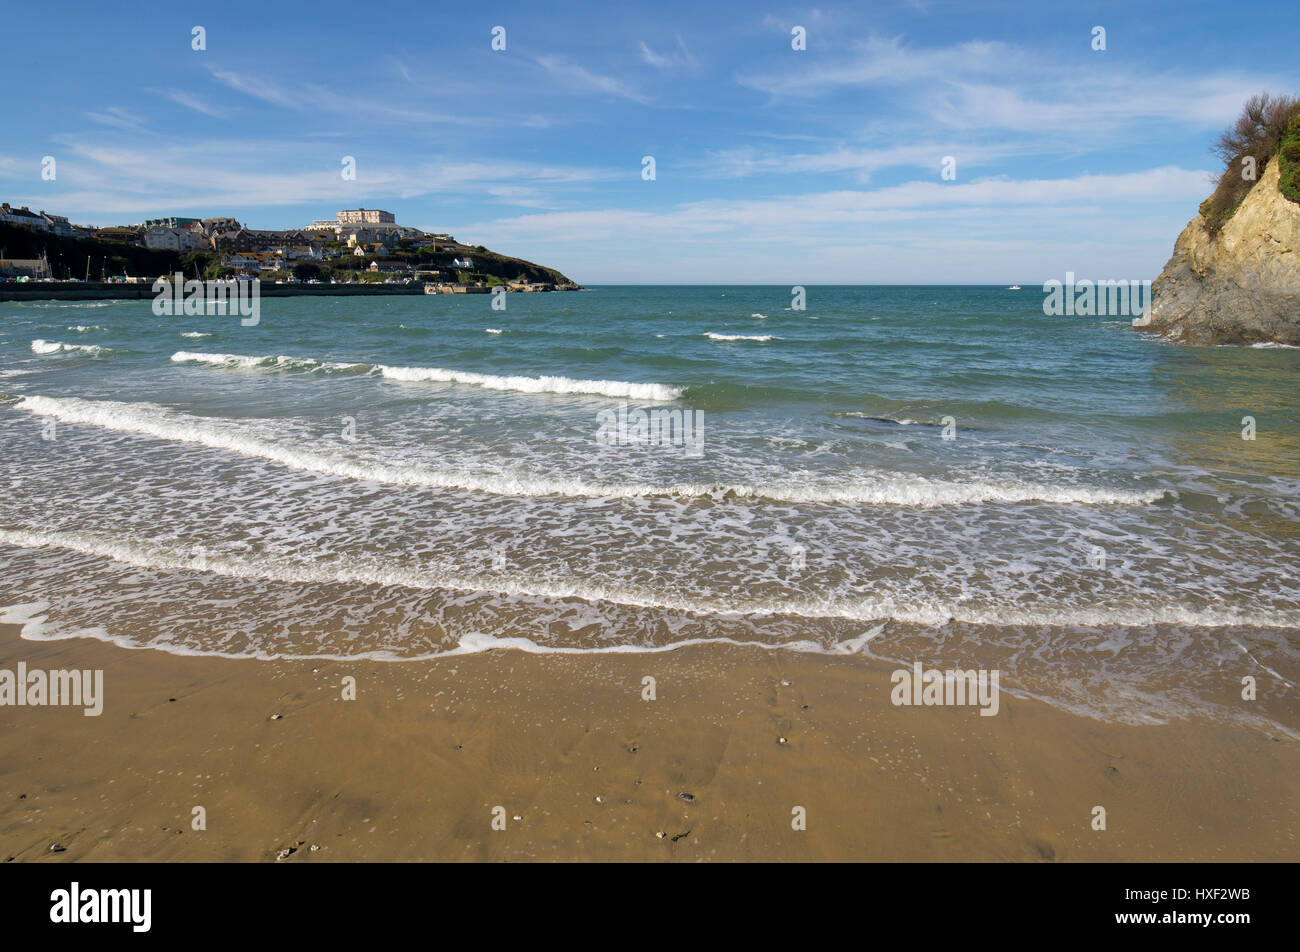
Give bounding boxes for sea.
[1,285,1296,735]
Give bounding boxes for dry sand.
[1,622,1296,862]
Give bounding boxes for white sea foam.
[1250,341,1300,349]
[171,351,365,372]
[750,313,767,319]
[31,339,106,356]
[840,412,931,426]
[171,350,682,401]
[17,301,114,310]
[705,332,780,342]
[180,331,211,338]
[442,631,839,657]
[0,592,878,663]
[372,362,682,400]
[2,528,1292,631]
[67,325,106,333]
[14,395,1168,509]
[485,328,504,334]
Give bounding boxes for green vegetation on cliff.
[1278,114,1300,205]
[1200,93,1300,236]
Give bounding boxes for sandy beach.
[2,622,1295,863]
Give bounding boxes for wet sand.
[1,622,1296,862]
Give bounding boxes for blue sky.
[1,0,1297,283]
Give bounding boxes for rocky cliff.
[1138,156,1300,345]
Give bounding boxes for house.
[338,208,396,226]
[40,211,76,236]
[211,229,290,253]
[368,260,413,274]
[450,257,474,269]
[0,203,50,230]
[142,216,201,230]
[220,253,261,271]
[199,217,242,236]
[143,225,208,252]
[142,226,176,250]
[344,229,388,249]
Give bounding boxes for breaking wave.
[14,394,1169,509]
[170,350,682,401]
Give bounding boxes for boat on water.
[1007,285,1021,290]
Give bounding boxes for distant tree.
[293,262,325,282]
[1202,92,1300,235]
[1212,93,1300,170]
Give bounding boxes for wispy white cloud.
[736,34,1283,138]
[206,66,302,109]
[461,166,1210,283]
[638,36,698,71]
[150,88,231,119]
[480,166,1204,231]
[85,107,148,132]
[461,167,1211,261]
[700,143,1011,181]
[205,62,515,126]
[535,55,651,104]
[0,136,612,220]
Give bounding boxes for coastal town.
[0,203,579,294]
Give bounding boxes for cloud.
[459,166,1208,283]
[700,143,1011,181]
[735,34,1283,139]
[535,55,651,104]
[462,167,1212,248]
[84,107,148,132]
[389,55,416,85]
[638,41,670,68]
[638,36,698,71]
[0,136,611,220]
[150,89,231,119]
[205,62,517,126]
[206,66,302,109]
[737,35,1024,97]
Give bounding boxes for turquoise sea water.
[1,286,1296,732]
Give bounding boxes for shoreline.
[3,622,1295,862]
[0,281,582,302]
